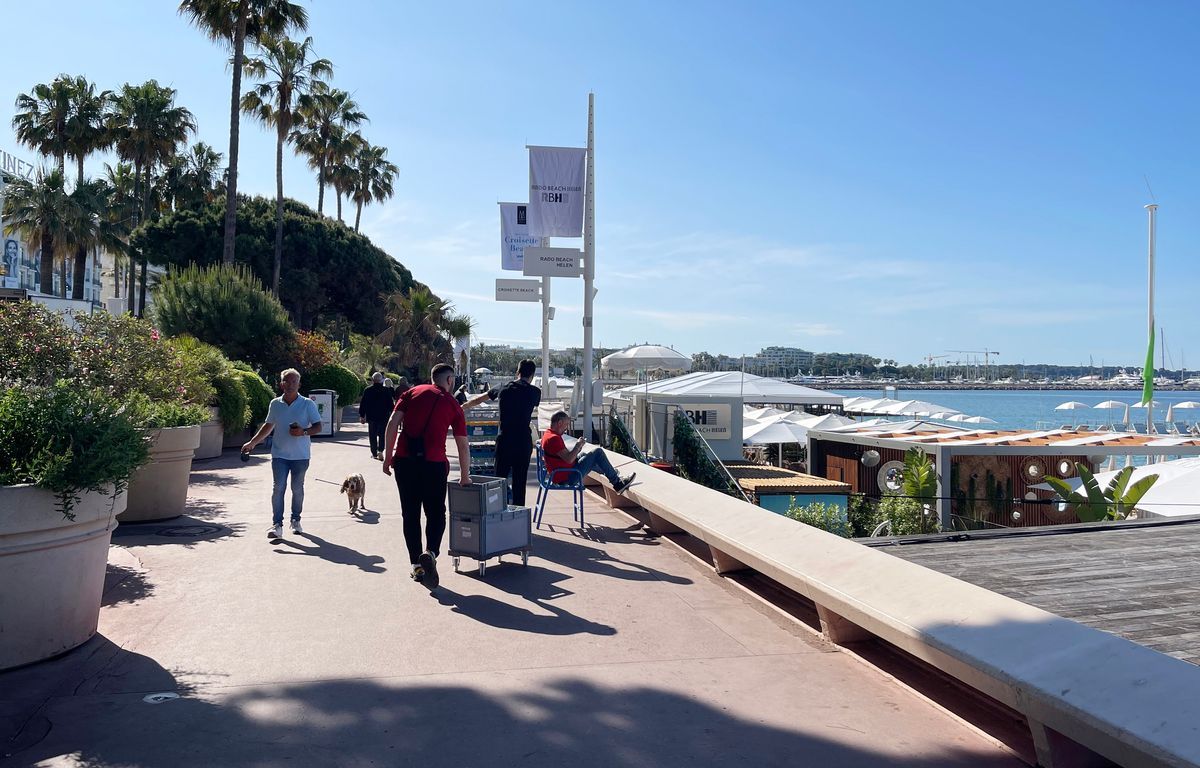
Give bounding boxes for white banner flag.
[499,202,539,271]
[528,146,586,238]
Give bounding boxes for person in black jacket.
[463,359,541,506]
[359,372,396,460]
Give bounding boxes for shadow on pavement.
[433,587,616,636]
[112,512,243,549]
[3,672,1022,767]
[101,563,153,607]
[532,534,692,585]
[273,532,386,573]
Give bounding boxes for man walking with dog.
[358,372,394,460]
[463,359,540,506]
[383,363,471,587]
[242,368,324,540]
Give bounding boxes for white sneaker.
[267,524,283,539]
[290,520,304,534]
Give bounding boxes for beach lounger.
[1095,424,1113,432]
[1153,422,1171,435]
[1059,424,1073,431]
[1171,421,1190,435]
[1077,425,1092,431]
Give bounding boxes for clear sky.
[3,1,1199,368]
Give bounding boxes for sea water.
[831,389,1200,432]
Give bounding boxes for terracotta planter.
[195,407,223,460]
[0,484,125,670]
[119,425,201,523]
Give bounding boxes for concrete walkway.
[1,424,1022,767]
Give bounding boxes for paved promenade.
[1,423,1021,767]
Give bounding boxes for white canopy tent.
[873,399,962,417]
[601,345,692,373]
[608,371,842,407]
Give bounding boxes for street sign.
[495,278,541,302]
[522,247,582,278]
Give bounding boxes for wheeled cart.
[448,504,532,576]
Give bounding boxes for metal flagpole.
[581,92,596,440]
[1145,203,1158,433]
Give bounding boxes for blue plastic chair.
[534,444,586,529]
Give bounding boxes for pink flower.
[150,329,161,341]
[178,386,186,394]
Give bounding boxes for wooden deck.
[873,519,1200,665]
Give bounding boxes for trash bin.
[308,389,338,437]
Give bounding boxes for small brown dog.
[340,473,366,513]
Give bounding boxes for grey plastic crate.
[447,475,507,515]
[449,505,531,560]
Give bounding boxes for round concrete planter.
[119,425,201,523]
[195,407,223,460]
[0,484,125,670]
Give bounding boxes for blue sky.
[3,1,1199,367]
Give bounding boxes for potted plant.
[0,378,149,669]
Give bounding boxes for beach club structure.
[807,421,1200,529]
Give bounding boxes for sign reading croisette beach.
[495,278,541,302]
[522,246,582,278]
[527,146,586,238]
[499,202,539,271]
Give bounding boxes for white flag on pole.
[528,146,586,238]
[499,202,539,271]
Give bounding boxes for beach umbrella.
[745,406,784,420]
[845,397,894,414]
[958,415,998,425]
[1094,400,1131,425]
[473,367,492,375]
[743,416,812,467]
[601,345,692,373]
[841,396,875,410]
[1054,401,1091,411]
[1167,401,1200,422]
[875,399,961,417]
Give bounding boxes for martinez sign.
[0,149,35,181]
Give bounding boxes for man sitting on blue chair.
[541,410,636,493]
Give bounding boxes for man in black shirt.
[464,359,541,506]
[359,372,396,460]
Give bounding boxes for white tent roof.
[743,418,811,445]
[1032,456,1200,519]
[601,345,692,373]
[873,399,962,417]
[608,371,842,406]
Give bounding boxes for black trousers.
[367,419,387,455]
[393,457,448,564]
[494,435,533,507]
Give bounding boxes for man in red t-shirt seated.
[541,410,636,492]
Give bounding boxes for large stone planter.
[119,425,201,523]
[195,407,223,460]
[0,484,125,670]
[223,427,253,450]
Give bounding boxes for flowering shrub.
[0,302,78,386]
[295,330,338,372]
[0,382,150,519]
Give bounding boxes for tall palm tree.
[163,142,225,210]
[291,83,367,215]
[241,35,332,293]
[104,162,140,302]
[2,168,71,296]
[12,77,74,174]
[326,132,364,224]
[109,80,197,315]
[441,313,476,375]
[350,142,398,233]
[64,76,113,184]
[178,0,308,266]
[63,179,126,301]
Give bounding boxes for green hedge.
[304,364,365,409]
[233,368,274,427]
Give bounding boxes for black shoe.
[614,473,637,493]
[419,551,439,588]
[410,564,425,582]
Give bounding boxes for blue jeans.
[573,450,621,485]
[271,458,310,526]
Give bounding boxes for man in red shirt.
[383,363,471,587]
[541,410,636,492]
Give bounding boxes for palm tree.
[178,0,308,265]
[63,179,126,301]
[241,34,332,293]
[12,77,74,174]
[378,287,448,380]
[163,142,225,210]
[109,80,197,315]
[326,134,363,223]
[2,168,71,296]
[441,313,476,375]
[104,162,140,302]
[350,142,398,233]
[291,83,367,215]
[64,76,113,184]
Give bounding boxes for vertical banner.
[499,202,539,271]
[528,146,586,237]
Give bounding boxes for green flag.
[1142,325,1155,406]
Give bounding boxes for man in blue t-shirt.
[242,368,324,540]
